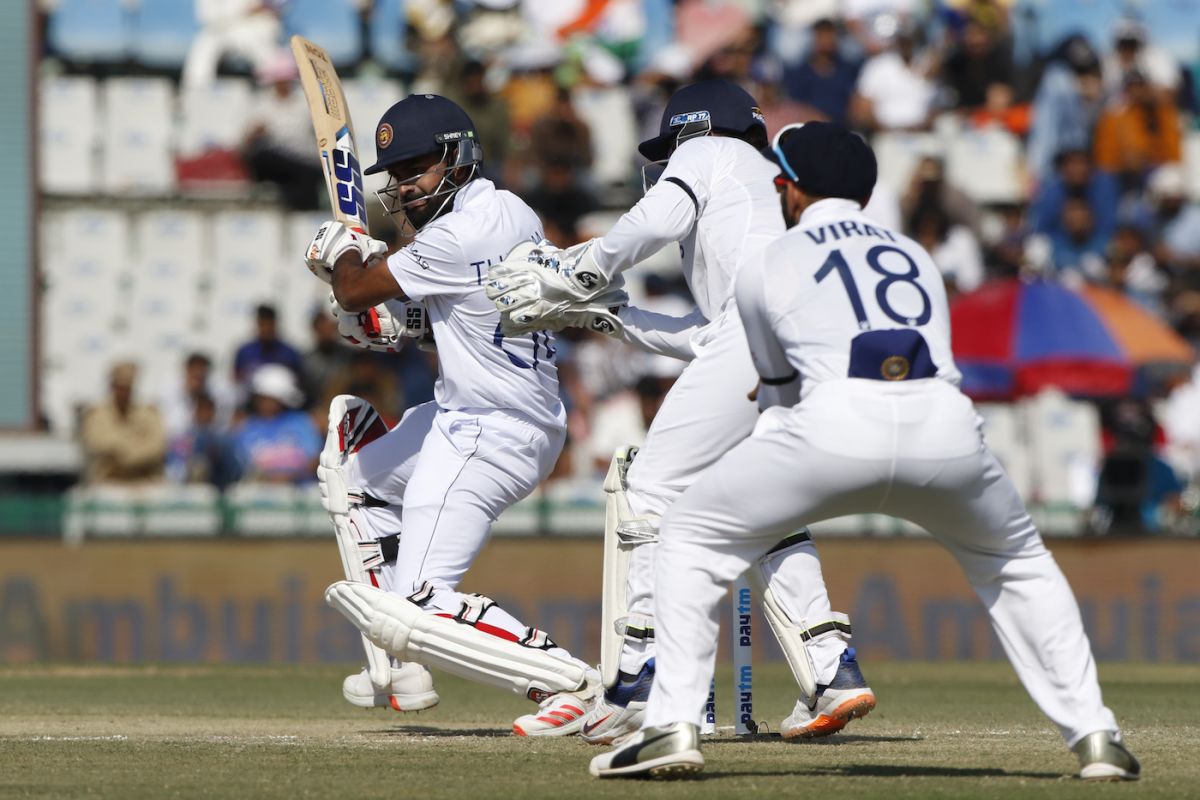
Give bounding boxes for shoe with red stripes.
[512,677,599,737]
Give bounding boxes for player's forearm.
[616,305,707,361]
[331,251,406,312]
[592,185,698,279]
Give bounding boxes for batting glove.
[306,220,388,284]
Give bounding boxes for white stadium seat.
[871,132,939,196]
[1022,388,1101,512]
[945,128,1024,204]
[976,402,1034,502]
[280,211,332,351]
[206,209,286,347]
[39,75,99,194]
[342,78,405,197]
[100,77,176,194]
[178,79,253,157]
[1183,131,1200,203]
[129,211,208,384]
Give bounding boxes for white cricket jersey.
[736,198,962,402]
[386,179,565,431]
[593,136,783,324]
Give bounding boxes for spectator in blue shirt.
[1048,196,1109,282]
[1030,147,1120,244]
[230,365,321,484]
[233,304,304,388]
[782,18,860,125]
[1026,35,1104,184]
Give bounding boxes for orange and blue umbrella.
[950,279,1194,400]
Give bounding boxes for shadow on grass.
[703,764,1062,780]
[704,733,922,745]
[375,725,511,738]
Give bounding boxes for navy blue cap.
[638,80,766,161]
[764,122,877,203]
[365,94,479,175]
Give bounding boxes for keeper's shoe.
[1073,731,1140,781]
[589,722,703,779]
[342,663,440,712]
[581,659,655,745]
[781,647,876,739]
[512,675,599,737]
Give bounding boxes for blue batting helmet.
[365,94,482,175]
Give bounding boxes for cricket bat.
[290,34,369,235]
[291,35,392,694]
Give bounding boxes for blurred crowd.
[44,0,1200,531]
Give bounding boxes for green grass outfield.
[1,662,1196,799]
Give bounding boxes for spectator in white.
[849,23,937,131]
[1142,165,1200,274]
[241,50,325,210]
[843,0,918,57]
[159,352,235,442]
[1105,225,1168,317]
[229,364,321,484]
[1102,18,1181,100]
[182,0,283,90]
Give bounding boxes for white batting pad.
[325,581,588,701]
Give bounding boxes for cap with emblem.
[764,121,877,205]
[638,79,766,161]
[365,94,480,175]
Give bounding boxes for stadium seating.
[281,212,332,350]
[100,78,176,194]
[1022,388,1101,516]
[178,79,254,157]
[129,210,209,388]
[368,0,417,74]
[871,131,939,196]
[39,76,100,195]
[283,0,363,67]
[46,0,131,64]
[945,128,1024,205]
[40,208,131,434]
[132,0,200,70]
[342,77,406,196]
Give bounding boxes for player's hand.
[328,294,427,352]
[502,288,629,338]
[306,220,388,284]
[485,240,611,331]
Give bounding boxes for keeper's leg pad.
[748,530,852,700]
[325,581,588,702]
[602,445,660,688]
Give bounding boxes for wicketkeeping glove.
[306,220,388,284]
[485,239,612,334]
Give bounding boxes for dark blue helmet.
[764,121,877,204]
[368,94,484,234]
[638,80,766,162]
[365,93,482,175]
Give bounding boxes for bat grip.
[359,307,382,338]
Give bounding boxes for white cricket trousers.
[645,378,1119,747]
[621,313,845,682]
[344,402,578,658]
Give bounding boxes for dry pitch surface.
[1,662,1196,799]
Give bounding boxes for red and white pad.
[325,580,589,701]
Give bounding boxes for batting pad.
[325,581,588,701]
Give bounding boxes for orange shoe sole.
[782,692,876,740]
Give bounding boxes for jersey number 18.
[815,245,932,329]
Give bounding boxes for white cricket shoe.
[512,676,599,737]
[581,658,654,745]
[589,722,703,779]
[342,663,440,712]
[781,647,876,738]
[1074,731,1140,781]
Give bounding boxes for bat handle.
[360,307,382,338]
